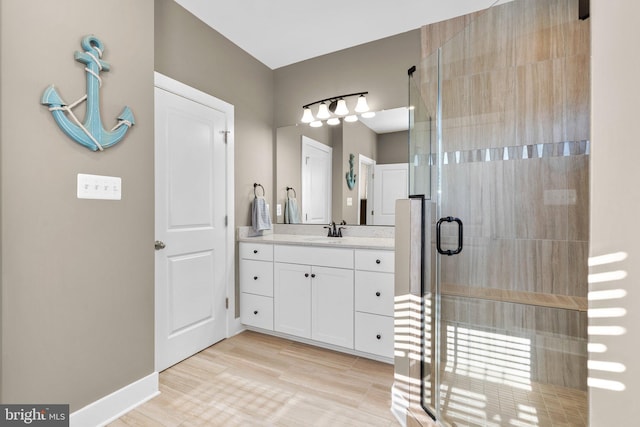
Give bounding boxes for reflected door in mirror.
[301,136,333,223]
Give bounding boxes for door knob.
[155,240,166,250]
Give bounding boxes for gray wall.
[274,30,420,224]
[274,30,421,128]
[155,0,275,230]
[377,131,409,164]
[0,0,154,410]
[590,1,640,424]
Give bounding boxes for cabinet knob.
[254,310,258,315]
[376,291,381,297]
[376,259,381,264]
[253,249,258,254]
[311,273,316,278]
[305,273,309,278]
[253,276,258,280]
[376,334,382,340]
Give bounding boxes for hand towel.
[284,197,301,224]
[252,196,272,232]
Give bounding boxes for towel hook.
[286,186,297,198]
[253,183,265,197]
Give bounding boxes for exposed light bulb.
[301,107,314,123]
[316,102,331,120]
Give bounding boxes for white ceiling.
[359,107,410,134]
[173,0,497,70]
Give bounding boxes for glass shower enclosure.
[406,0,590,425]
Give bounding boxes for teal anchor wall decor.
[345,153,357,190]
[41,35,135,151]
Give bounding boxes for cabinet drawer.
[355,249,394,273]
[355,271,394,317]
[239,242,273,261]
[240,259,273,297]
[355,312,394,359]
[241,293,273,330]
[274,245,353,269]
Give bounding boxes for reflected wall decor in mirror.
[276,106,410,226]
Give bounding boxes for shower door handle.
[436,216,463,256]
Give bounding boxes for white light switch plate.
[77,174,122,200]
[347,197,353,206]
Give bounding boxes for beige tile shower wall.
[423,0,589,300]
[429,0,590,153]
[420,0,589,393]
[441,295,587,390]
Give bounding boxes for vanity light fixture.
[309,120,323,128]
[300,91,370,125]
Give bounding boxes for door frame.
[153,72,239,348]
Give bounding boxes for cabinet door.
[274,262,311,339]
[311,266,354,348]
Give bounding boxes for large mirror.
[275,107,410,226]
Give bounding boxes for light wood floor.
[109,331,399,426]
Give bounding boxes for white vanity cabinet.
[354,249,395,359]
[274,245,354,349]
[238,236,394,363]
[239,242,274,330]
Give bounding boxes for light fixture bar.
[302,91,369,110]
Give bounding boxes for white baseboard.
[70,372,159,427]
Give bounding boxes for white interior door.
[154,78,229,371]
[301,136,332,224]
[373,163,409,225]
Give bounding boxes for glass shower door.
[408,60,438,420]
[414,0,590,425]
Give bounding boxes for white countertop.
[237,233,394,250]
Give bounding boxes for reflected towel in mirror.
[284,197,300,224]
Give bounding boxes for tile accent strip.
[432,140,590,165]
